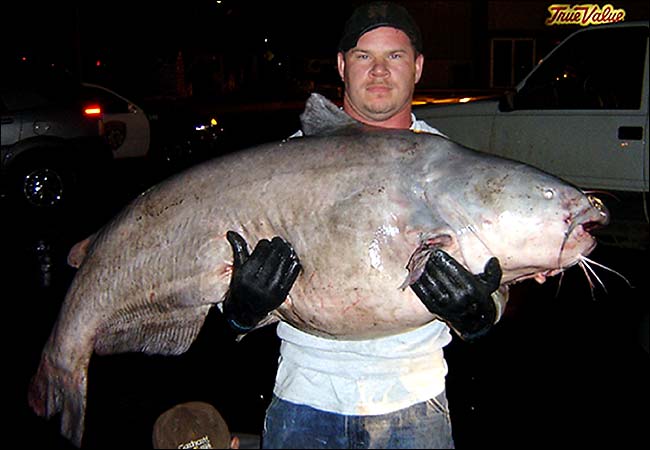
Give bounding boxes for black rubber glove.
[410,249,502,342]
[222,231,301,333]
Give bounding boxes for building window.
[490,38,536,88]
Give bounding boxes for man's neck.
[343,100,413,130]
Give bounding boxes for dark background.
[4,1,649,448]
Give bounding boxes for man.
[222,2,506,448]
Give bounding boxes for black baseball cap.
[338,2,423,53]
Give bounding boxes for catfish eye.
[542,188,555,200]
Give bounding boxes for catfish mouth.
[579,194,610,234]
[559,194,610,260]
[582,218,607,234]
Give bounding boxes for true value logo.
[545,4,626,26]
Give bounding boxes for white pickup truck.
[416,21,648,249]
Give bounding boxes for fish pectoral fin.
[67,234,96,268]
[399,231,458,290]
[94,304,213,356]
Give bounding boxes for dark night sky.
[5,2,355,62]
[4,1,362,100]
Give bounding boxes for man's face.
[338,27,424,126]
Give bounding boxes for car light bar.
[83,104,102,117]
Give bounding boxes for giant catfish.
[28,93,609,446]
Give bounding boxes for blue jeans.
[262,392,454,449]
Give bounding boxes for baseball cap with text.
[152,401,231,449]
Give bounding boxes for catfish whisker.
[580,255,633,287]
[577,260,597,300]
[554,270,566,298]
[558,230,570,274]
[580,257,608,294]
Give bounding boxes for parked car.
[416,21,649,249]
[81,83,151,159]
[1,62,113,211]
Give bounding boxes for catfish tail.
[28,352,90,447]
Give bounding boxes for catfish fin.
[28,352,90,447]
[67,234,96,268]
[399,232,458,290]
[299,93,358,136]
[94,304,213,356]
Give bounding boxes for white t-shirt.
[274,320,452,415]
[274,114,451,416]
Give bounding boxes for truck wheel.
[13,158,78,210]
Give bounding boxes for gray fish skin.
[28,94,608,446]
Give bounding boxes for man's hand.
[222,231,301,333]
[410,250,502,342]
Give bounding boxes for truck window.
[513,26,647,110]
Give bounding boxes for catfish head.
[406,140,610,288]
